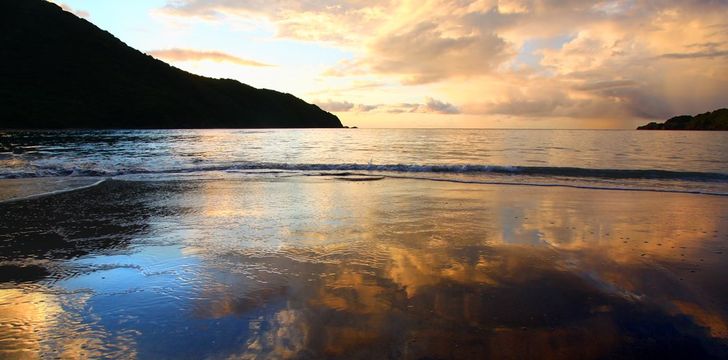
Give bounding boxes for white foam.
[0,178,107,204]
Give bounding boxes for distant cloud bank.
[317,97,460,115]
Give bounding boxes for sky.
[53,0,727,128]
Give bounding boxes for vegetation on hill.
[0,0,342,129]
[637,109,728,131]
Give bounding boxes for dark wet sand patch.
[334,176,386,181]
[0,265,49,283]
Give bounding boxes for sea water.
[1,129,727,196]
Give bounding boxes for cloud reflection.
[2,177,726,358]
[177,178,728,358]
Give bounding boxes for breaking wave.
[2,162,727,183]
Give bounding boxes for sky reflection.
[0,177,727,358]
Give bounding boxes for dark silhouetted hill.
[637,109,728,131]
[0,0,342,129]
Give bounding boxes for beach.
[3,0,728,357]
[1,175,727,358]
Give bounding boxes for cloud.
[459,76,674,122]
[316,100,355,112]
[306,81,386,96]
[147,49,273,67]
[659,50,728,59]
[574,80,638,92]
[317,100,381,113]
[160,0,390,43]
[420,98,460,114]
[355,104,379,112]
[160,1,516,84]
[157,0,728,125]
[54,2,89,18]
[365,21,513,85]
[460,88,589,118]
[317,98,459,115]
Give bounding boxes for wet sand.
[0,177,727,359]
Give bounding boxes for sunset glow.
[51,0,728,128]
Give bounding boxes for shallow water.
[1,129,727,195]
[1,177,727,359]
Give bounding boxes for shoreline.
[2,171,727,205]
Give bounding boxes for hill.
[637,109,728,131]
[0,0,342,129]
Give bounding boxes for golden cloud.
[157,0,728,125]
[147,48,273,67]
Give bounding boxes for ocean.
[1,129,727,197]
[1,129,727,358]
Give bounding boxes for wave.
[0,178,107,204]
[233,163,728,182]
[379,174,728,196]
[4,162,726,183]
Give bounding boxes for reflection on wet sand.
[0,287,137,359]
[180,178,728,358]
[192,245,724,359]
[0,177,727,358]
[0,288,62,359]
[0,180,189,358]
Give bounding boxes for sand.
[0,176,727,358]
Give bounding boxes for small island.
[637,108,728,131]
